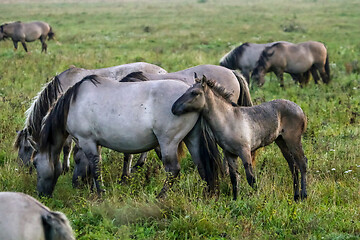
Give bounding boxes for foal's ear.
[201,75,207,87]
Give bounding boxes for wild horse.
[251,41,330,87]
[172,76,308,201]
[32,75,222,197]
[0,21,55,52]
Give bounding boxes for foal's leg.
[275,137,300,201]
[224,151,239,200]
[237,148,256,189]
[157,144,180,198]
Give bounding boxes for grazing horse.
[220,42,289,83]
[251,41,330,87]
[0,21,55,53]
[0,192,75,240]
[172,76,308,201]
[32,75,221,197]
[14,62,167,173]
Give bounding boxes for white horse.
[0,192,75,240]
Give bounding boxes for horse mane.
[24,75,63,143]
[13,129,27,150]
[39,75,100,151]
[200,77,236,105]
[119,71,148,82]
[220,42,249,69]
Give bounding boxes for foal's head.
[172,75,234,115]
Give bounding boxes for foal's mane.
[220,42,249,68]
[39,75,100,151]
[200,77,237,106]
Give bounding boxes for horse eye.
[191,91,200,96]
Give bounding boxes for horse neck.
[202,87,237,133]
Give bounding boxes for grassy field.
[0,0,359,239]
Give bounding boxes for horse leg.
[157,144,180,198]
[61,136,73,174]
[21,41,28,52]
[79,140,104,195]
[12,41,18,51]
[132,152,148,171]
[243,70,250,85]
[310,66,320,84]
[224,151,239,200]
[281,135,308,200]
[120,153,133,183]
[237,148,256,189]
[317,65,329,84]
[275,137,300,201]
[40,36,47,53]
[275,71,285,87]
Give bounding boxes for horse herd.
[2,20,332,240]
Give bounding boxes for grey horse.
[0,192,75,240]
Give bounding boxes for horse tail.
[324,53,331,83]
[39,75,100,151]
[119,71,148,82]
[232,70,253,106]
[47,26,55,40]
[199,116,223,193]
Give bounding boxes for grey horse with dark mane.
[251,41,330,87]
[172,76,308,201]
[14,62,167,180]
[32,75,223,197]
[0,21,55,53]
[0,192,75,240]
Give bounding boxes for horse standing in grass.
[172,76,308,201]
[0,21,55,53]
[14,62,167,175]
[0,192,75,240]
[32,75,222,197]
[251,41,330,87]
[220,42,288,83]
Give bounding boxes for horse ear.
[194,72,201,83]
[201,75,207,87]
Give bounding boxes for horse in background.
[219,42,291,84]
[32,75,221,197]
[172,76,308,201]
[251,41,330,87]
[0,192,75,240]
[14,62,167,174]
[0,21,55,53]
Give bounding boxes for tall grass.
[0,0,359,239]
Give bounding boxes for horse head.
[14,129,35,166]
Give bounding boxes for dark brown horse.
[251,41,330,87]
[172,76,308,201]
[0,21,55,52]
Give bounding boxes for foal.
[172,76,308,201]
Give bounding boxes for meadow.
[0,0,359,239]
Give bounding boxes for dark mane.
[254,43,280,71]
[39,75,100,151]
[202,77,236,106]
[14,129,27,150]
[25,75,63,142]
[220,42,249,69]
[119,71,148,82]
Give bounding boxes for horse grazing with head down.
[0,21,55,53]
[251,41,330,87]
[32,75,222,198]
[0,192,75,240]
[172,76,308,201]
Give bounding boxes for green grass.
[0,0,359,239]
